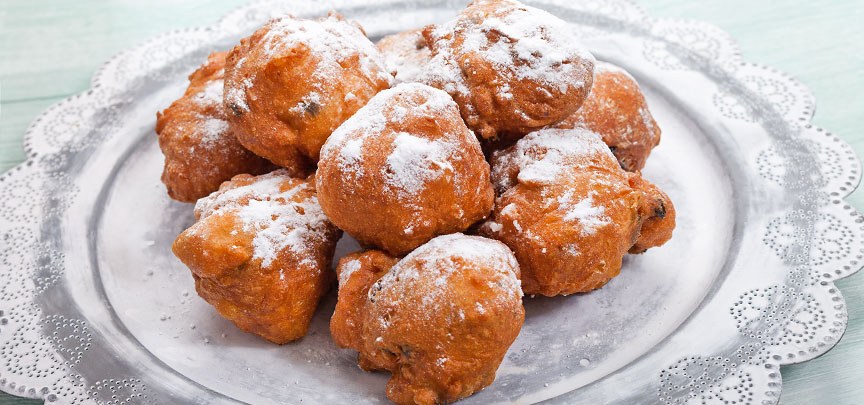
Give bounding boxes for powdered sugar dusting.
[225,85,249,113]
[464,12,591,87]
[338,259,362,287]
[492,128,611,191]
[320,83,464,193]
[289,91,323,115]
[420,45,471,98]
[556,191,610,236]
[194,79,224,108]
[385,132,454,197]
[194,170,334,269]
[639,106,658,138]
[594,61,658,143]
[198,117,230,146]
[248,14,392,115]
[378,30,431,84]
[185,78,232,148]
[338,138,365,175]
[369,234,523,323]
[421,0,594,98]
[195,174,283,218]
[265,15,390,80]
[320,94,387,164]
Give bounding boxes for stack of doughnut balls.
[160,0,675,403]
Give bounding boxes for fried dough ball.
[330,250,398,350]
[554,61,661,172]
[316,83,495,256]
[630,175,676,253]
[172,170,341,344]
[331,234,524,405]
[156,52,272,202]
[420,0,595,140]
[224,13,393,169]
[376,28,431,84]
[480,128,675,296]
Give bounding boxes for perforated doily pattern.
[636,11,862,404]
[0,1,861,404]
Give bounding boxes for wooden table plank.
[1,1,862,404]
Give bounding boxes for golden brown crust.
[223,13,393,169]
[481,128,674,296]
[172,170,341,344]
[376,28,431,84]
[420,0,595,140]
[330,250,398,350]
[316,83,495,256]
[330,234,524,405]
[554,61,661,172]
[155,52,272,202]
[629,176,676,253]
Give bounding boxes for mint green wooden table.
[1,1,862,403]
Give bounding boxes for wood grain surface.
[1,1,862,403]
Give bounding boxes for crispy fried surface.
[330,250,398,351]
[331,234,524,405]
[155,52,272,202]
[630,175,676,253]
[316,83,494,256]
[420,0,595,140]
[224,13,393,169]
[376,28,431,84]
[481,128,674,296]
[555,61,661,172]
[172,170,341,344]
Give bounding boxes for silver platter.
[0,1,861,404]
